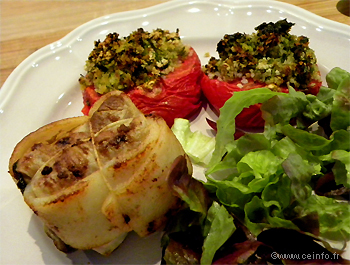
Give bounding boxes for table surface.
[1,0,349,88]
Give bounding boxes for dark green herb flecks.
[204,19,321,91]
[79,28,190,94]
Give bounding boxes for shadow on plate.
[72,232,162,264]
[28,214,162,264]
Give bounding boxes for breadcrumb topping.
[203,19,321,90]
[79,28,190,94]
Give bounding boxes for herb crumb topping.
[79,28,190,94]
[203,19,321,90]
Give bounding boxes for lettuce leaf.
[209,88,285,167]
[172,118,215,166]
[166,67,350,263]
[302,195,350,241]
[201,202,236,265]
[329,68,350,131]
[205,67,350,241]
[331,150,350,188]
[244,195,299,236]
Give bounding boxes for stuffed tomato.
[79,28,202,127]
[201,19,322,131]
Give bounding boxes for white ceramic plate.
[1,0,349,264]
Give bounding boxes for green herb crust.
[203,19,321,90]
[79,28,190,94]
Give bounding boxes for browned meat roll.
[9,90,191,255]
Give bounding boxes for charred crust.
[41,166,53,175]
[48,188,84,205]
[113,134,127,146]
[31,143,43,151]
[144,113,163,122]
[56,137,71,147]
[12,161,28,193]
[44,226,76,253]
[147,220,155,233]
[16,177,27,194]
[71,169,85,178]
[123,214,131,224]
[113,162,122,169]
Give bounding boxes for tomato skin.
[201,76,266,113]
[81,48,202,127]
[126,48,203,127]
[82,86,101,115]
[307,79,323,95]
[201,75,271,129]
[200,74,321,131]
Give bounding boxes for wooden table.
[1,0,349,88]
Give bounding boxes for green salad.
[164,67,350,264]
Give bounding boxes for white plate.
[1,0,349,264]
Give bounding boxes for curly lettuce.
[167,67,350,264]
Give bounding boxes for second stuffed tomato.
[79,28,202,127]
[201,19,322,131]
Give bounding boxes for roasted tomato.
[201,75,322,131]
[201,75,321,131]
[201,19,322,131]
[82,49,202,127]
[81,48,202,127]
[79,29,203,127]
[201,76,274,130]
[125,48,203,127]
